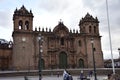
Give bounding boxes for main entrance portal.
[59,52,67,69]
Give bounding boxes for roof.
[0,39,9,44]
[79,13,99,25]
[53,21,69,34]
[13,5,33,18]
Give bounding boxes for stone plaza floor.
[0,75,108,80]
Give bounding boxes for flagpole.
[106,0,115,74]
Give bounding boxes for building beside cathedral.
[1,5,104,70]
[0,39,12,70]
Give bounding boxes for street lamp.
[38,34,43,80]
[91,38,97,80]
[118,48,120,59]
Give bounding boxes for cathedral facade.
[12,5,104,70]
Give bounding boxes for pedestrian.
[89,70,93,77]
[57,71,59,77]
[80,70,84,80]
[107,74,111,79]
[68,73,73,80]
[24,76,28,80]
[63,69,69,80]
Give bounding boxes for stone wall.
[0,68,120,77]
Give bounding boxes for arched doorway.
[79,58,84,68]
[59,52,67,69]
[41,59,45,69]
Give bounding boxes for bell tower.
[79,13,99,35]
[12,5,35,70]
[13,5,33,31]
[79,13,104,68]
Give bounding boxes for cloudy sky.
[0,0,120,59]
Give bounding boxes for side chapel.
[12,5,104,70]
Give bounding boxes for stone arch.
[78,40,82,47]
[89,26,91,33]
[78,58,84,68]
[25,21,29,30]
[59,52,67,69]
[41,58,45,69]
[18,20,23,29]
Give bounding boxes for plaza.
[0,75,107,80]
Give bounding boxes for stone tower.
[79,13,104,67]
[12,5,35,70]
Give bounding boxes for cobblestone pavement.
[0,75,108,80]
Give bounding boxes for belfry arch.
[18,20,23,29]
[25,21,29,30]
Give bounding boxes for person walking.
[24,76,28,80]
[80,70,84,80]
[63,70,69,80]
[57,71,60,77]
[68,73,73,80]
[89,70,93,77]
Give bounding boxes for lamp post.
[118,48,120,59]
[91,38,97,80]
[38,34,43,80]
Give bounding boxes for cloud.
[0,11,10,28]
[34,0,84,29]
[103,50,119,59]
[82,0,105,10]
[37,0,70,13]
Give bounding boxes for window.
[93,47,96,51]
[94,26,96,33]
[89,26,91,33]
[18,20,23,29]
[78,40,82,47]
[61,37,64,45]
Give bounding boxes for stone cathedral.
[12,5,104,70]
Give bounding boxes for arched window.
[83,27,85,32]
[78,40,82,47]
[41,59,45,69]
[94,26,96,33]
[18,20,23,29]
[89,26,91,33]
[8,41,13,48]
[25,21,29,30]
[61,37,64,45]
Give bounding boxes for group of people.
[63,70,93,80]
[63,70,73,80]
[80,70,93,79]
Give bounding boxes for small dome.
[53,21,69,34]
